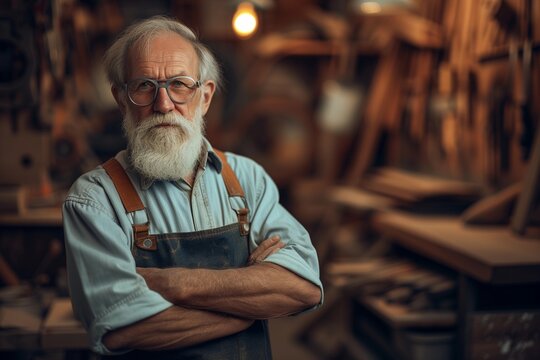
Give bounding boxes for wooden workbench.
[372,211,540,285]
[369,210,540,359]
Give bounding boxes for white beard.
[123,106,205,181]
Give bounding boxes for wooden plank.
[372,211,540,284]
[357,296,456,329]
[360,167,482,203]
[326,186,396,213]
[0,207,62,227]
[462,182,521,224]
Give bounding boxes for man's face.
[116,31,215,124]
[112,31,216,181]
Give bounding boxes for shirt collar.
[121,138,223,191]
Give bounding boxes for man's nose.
[153,87,174,113]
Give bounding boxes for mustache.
[137,113,191,131]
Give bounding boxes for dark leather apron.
[101,150,272,360]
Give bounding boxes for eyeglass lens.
[127,77,198,106]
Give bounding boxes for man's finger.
[250,235,280,259]
[258,242,285,261]
[248,240,285,265]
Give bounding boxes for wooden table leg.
[457,274,477,360]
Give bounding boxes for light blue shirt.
[62,140,323,354]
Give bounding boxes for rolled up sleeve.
[63,190,172,354]
[233,156,324,311]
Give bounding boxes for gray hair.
[103,16,221,90]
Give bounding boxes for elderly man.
[62,16,322,359]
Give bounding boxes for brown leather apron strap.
[102,151,250,247]
[102,158,153,249]
[214,150,250,236]
[102,158,145,212]
[214,149,245,198]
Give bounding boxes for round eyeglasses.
[124,76,202,106]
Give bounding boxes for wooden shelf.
[0,207,62,227]
[254,36,382,58]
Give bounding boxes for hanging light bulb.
[232,2,258,38]
[352,0,413,14]
[360,2,382,14]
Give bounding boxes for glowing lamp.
[360,2,383,14]
[232,2,258,38]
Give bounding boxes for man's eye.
[136,81,154,92]
[170,80,188,89]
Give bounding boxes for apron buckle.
[237,208,250,236]
[133,223,158,251]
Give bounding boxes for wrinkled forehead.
[127,31,200,79]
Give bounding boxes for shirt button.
[242,223,250,233]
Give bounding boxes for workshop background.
[1,0,540,359]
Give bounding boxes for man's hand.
[248,235,285,265]
[136,235,321,319]
[137,235,285,301]
[105,237,286,352]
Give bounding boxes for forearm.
[103,305,253,351]
[139,263,321,319]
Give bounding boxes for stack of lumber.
[326,257,457,312]
[359,167,483,212]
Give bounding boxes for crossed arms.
[103,236,322,351]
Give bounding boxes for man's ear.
[112,85,127,116]
[200,80,216,116]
